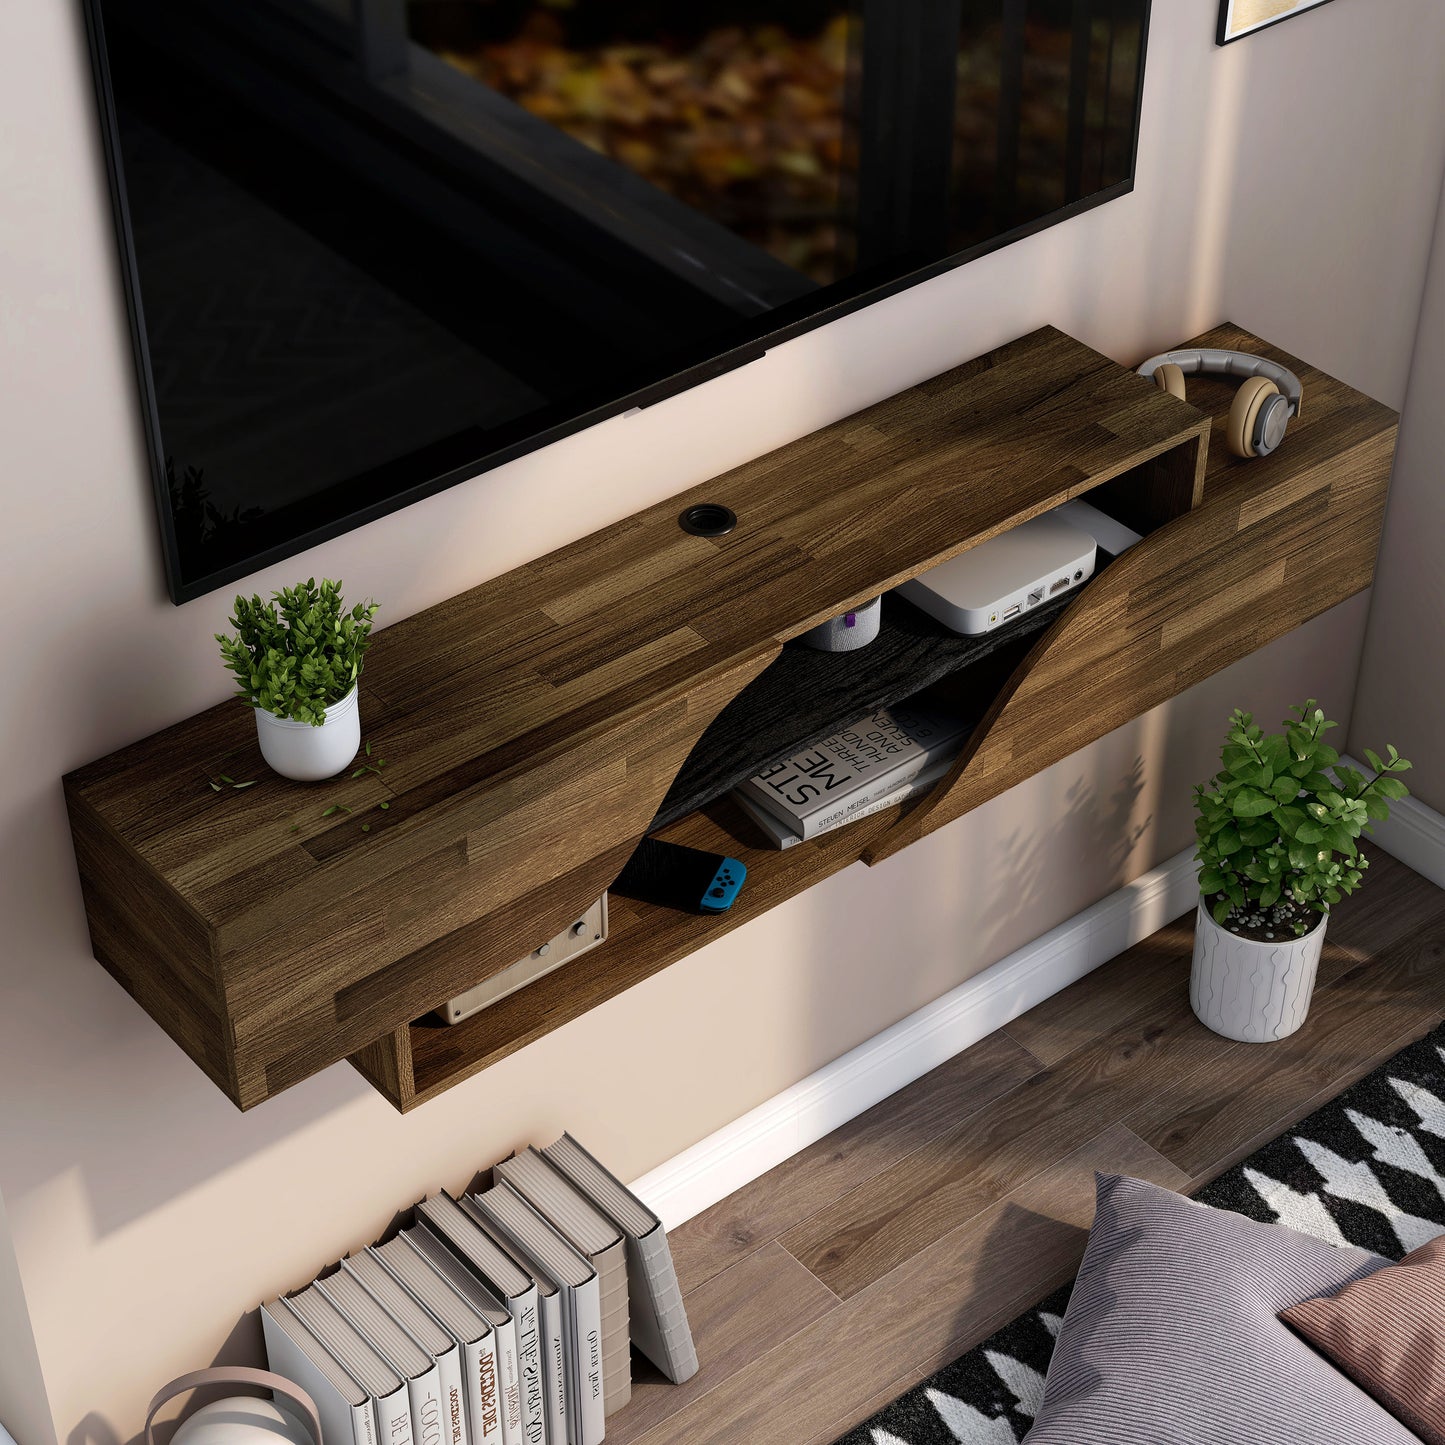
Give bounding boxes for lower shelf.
[355,794,906,1110]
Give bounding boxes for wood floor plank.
[1004,852,1435,1071]
[606,1242,839,1445]
[779,985,1242,1298]
[1004,915,1195,1067]
[668,1029,1042,1295]
[803,1369,925,1445]
[1128,918,1445,1181]
[626,1125,1186,1445]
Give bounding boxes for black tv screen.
[85,0,1151,602]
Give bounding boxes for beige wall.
[2,1,1444,1443]
[1350,168,1445,806]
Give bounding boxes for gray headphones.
[1137,348,1304,459]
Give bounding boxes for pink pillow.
[1282,1233,1445,1444]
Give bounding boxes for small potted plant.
[217,578,379,782]
[1191,700,1411,1043]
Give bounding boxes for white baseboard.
[1343,754,1445,890]
[630,845,1200,1231]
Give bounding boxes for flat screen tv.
[85,0,1152,602]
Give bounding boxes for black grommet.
[679,503,737,538]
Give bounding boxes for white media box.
[898,511,1098,635]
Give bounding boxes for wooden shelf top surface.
[66,325,1206,927]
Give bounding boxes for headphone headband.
[1137,348,1303,416]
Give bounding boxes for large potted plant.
[1191,700,1411,1043]
[217,578,379,782]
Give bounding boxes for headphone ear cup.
[1155,362,1187,401]
[1227,377,1280,459]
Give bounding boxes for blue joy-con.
[700,857,747,913]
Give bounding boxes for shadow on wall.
[973,755,1152,968]
[68,1306,267,1445]
[0,774,376,1235]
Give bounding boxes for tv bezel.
[82,0,1153,605]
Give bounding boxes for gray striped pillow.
[1023,1174,1423,1444]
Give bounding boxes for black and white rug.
[835,1021,1445,1444]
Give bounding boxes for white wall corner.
[0,1188,55,1445]
[1345,754,1445,891]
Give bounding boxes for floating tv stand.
[62,323,1397,1112]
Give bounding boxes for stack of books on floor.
[732,699,967,848]
[262,1134,697,1445]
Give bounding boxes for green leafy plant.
[216,578,379,726]
[1194,701,1411,937]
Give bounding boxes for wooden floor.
[608,850,1445,1445]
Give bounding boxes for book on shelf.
[494,1148,632,1418]
[407,1216,530,1445]
[343,1248,472,1445]
[736,702,969,840]
[318,1268,445,1445]
[268,1286,415,1445]
[733,753,955,849]
[470,1184,606,1445]
[542,1133,698,1385]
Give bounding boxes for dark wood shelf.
[64,322,1395,1112]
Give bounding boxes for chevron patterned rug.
[834,1020,1445,1444]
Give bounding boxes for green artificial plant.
[217,578,379,726]
[1194,701,1411,937]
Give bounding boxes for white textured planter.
[254,685,360,782]
[1190,899,1327,1043]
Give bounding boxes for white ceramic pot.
[254,685,360,782]
[1189,898,1327,1043]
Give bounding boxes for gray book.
[417,1195,544,1445]
[494,1149,632,1417]
[284,1286,417,1445]
[383,1230,508,1445]
[541,1134,698,1385]
[318,1269,445,1445]
[343,1249,475,1445]
[461,1193,569,1445]
[470,1185,605,1445]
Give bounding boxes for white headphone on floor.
[1137,348,1304,459]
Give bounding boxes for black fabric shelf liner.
[652,553,1113,830]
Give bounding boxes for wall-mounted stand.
[63,323,1396,1112]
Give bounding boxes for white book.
[344,1250,471,1445]
[541,1135,697,1385]
[402,1227,520,1445]
[378,1233,505,1445]
[286,1285,416,1445]
[471,1185,604,1445]
[733,754,954,848]
[320,1269,445,1445]
[493,1150,631,1418]
[462,1195,568,1445]
[740,702,969,837]
[262,1296,380,1445]
[416,1196,544,1445]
